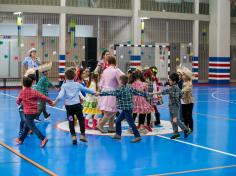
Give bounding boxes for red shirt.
[16,88,53,115]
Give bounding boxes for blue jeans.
[19,114,45,142]
[18,104,25,137]
[116,110,140,137]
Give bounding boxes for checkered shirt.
[16,87,53,115]
[161,84,182,106]
[36,75,53,96]
[100,85,148,110]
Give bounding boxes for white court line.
[157,135,236,158]
[0,92,66,112]
[1,92,236,158]
[211,91,236,105]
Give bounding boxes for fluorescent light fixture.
[140,17,150,20]
[13,12,22,15]
[47,24,52,26]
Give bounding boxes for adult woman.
[96,56,124,133]
[22,48,41,83]
[94,49,110,75]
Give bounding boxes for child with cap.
[35,62,56,121]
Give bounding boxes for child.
[53,68,96,145]
[181,67,194,133]
[16,76,53,148]
[99,75,150,143]
[18,69,36,137]
[143,68,159,131]
[130,70,154,134]
[157,73,189,139]
[36,62,55,121]
[150,66,162,126]
[83,73,102,129]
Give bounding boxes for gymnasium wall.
[0,12,132,83]
[4,0,236,84]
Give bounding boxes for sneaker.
[44,113,51,119]
[184,130,189,138]
[15,138,23,145]
[144,125,153,132]
[80,135,88,143]
[34,119,41,123]
[131,137,142,143]
[40,138,48,148]
[95,126,106,133]
[170,134,180,139]
[112,134,121,140]
[72,136,77,145]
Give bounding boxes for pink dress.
[132,80,154,114]
[98,66,124,112]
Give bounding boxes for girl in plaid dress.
[144,67,162,127]
[130,70,154,134]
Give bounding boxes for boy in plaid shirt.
[18,69,36,137]
[156,73,189,139]
[16,76,54,148]
[99,75,150,143]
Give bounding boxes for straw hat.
[182,67,193,80]
[24,68,36,77]
[28,48,37,56]
[136,66,143,71]
[38,62,52,73]
[143,65,150,70]
[177,67,183,74]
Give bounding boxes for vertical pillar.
[59,0,66,82]
[209,0,230,84]
[192,0,199,84]
[130,0,141,69]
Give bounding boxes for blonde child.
[181,68,194,133]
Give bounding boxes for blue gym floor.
[0,86,236,176]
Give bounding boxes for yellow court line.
[153,164,236,176]
[0,141,57,176]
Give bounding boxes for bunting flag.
[17,16,22,47]
[69,20,76,49]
